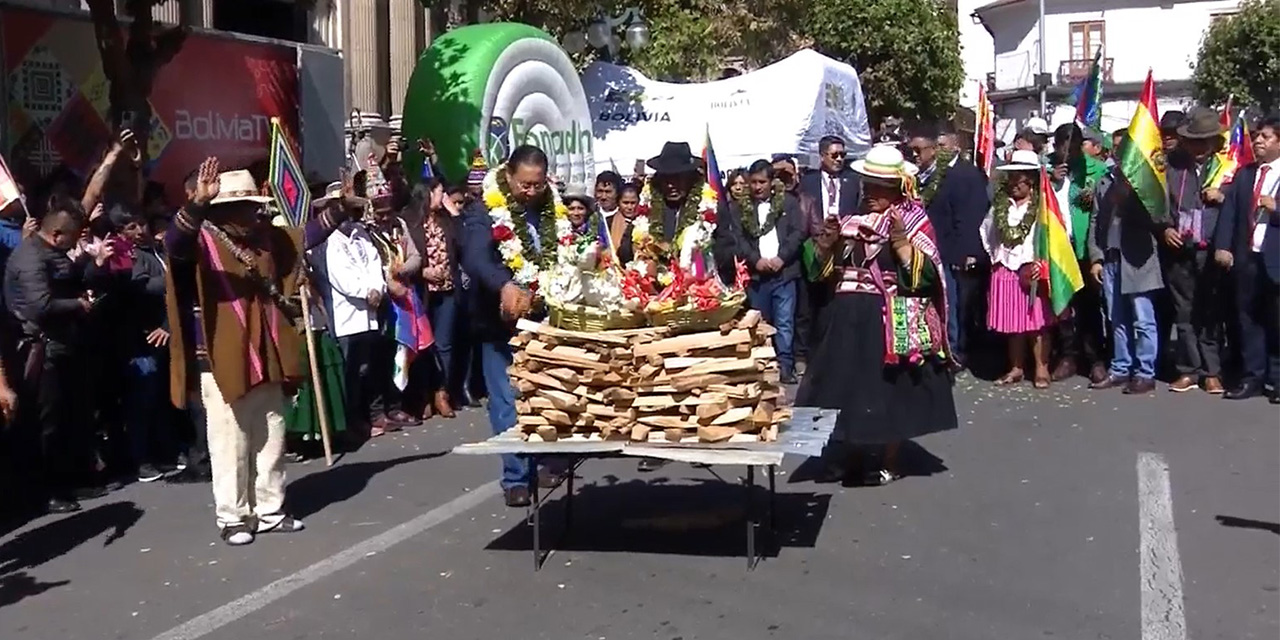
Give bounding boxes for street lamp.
[563,8,648,61]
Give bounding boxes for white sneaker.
[220,524,254,546]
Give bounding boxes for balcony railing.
[1058,57,1114,85]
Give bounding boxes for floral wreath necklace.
[991,172,1039,249]
[735,179,786,238]
[636,175,715,245]
[481,164,567,287]
[918,148,956,207]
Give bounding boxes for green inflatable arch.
[401,23,595,188]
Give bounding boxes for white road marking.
[147,481,501,640]
[1137,452,1188,640]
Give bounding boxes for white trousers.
[200,373,287,530]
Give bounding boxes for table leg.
[746,465,758,571]
[768,464,777,535]
[564,460,575,532]
[531,455,543,571]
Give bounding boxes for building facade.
[17,0,436,127]
[963,0,1240,140]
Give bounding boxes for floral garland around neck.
[990,171,1039,249]
[734,178,787,238]
[918,148,956,207]
[633,176,716,250]
[481,164,567,287]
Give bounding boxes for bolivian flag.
[1116,70,1168,222]
[1036,166,1084,315]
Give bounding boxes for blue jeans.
[1102,261,1158,379]
[479,340,531,489]
[747,277,797,377]
[126,352,172,467]
[425,290,458,392]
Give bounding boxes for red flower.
[492,225,514,242]
[702,209,717,224]
[636,204,651,217]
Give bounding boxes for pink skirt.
[987,265,1054,334]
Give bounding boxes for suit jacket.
[923,158,990,267]
[799,168,862,234]
[1087,168,1163,295]
[1215,163,1280,283]
[458,201,519,342]
[715,193,807,282]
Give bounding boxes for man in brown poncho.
[164,158,350,546]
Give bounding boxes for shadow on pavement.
[0,500,144,609]
[486,477,831,560]
[786,439,949,485]
[287,452,449,519]
[1215,515,1280,535]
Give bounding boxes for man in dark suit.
[458,144,548,506]
[716,159,806,383]
[1213,113,1280,403]
[794,136,862,364]
[908,125,991,370]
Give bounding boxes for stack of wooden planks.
[507,310,789,445]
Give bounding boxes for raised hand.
[192,157,221,206]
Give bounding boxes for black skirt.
[795,291,958,445]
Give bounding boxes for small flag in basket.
[268,117,311,228]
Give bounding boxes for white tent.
[582,49,871,175]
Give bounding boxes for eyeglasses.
[825,151,846,159]
[514,180,547,192]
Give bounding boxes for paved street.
[2,377,1277,640]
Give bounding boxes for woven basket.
[548,302,647,332]
[646,292,748,333]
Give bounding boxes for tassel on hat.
[466,149,488,186]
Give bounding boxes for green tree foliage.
[1193,0,1280,114]
[478,0,806,81]
[801,0,962,124]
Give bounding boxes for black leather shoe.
[45,497,81,514]
[503,486,531,508]
[1224,381,1264,400]
[1089,374,1128,390]
[72,486,109,501]
[779,372,798,385]
[166,468,212,484]
[1270,391,1280,405]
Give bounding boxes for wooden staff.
[298,285,334,466]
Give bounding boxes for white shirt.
[324,228,386,338]
[1250,158,1280,253]
[756,201,779,260]
[820,171,841,217]
[981,198,1038,270]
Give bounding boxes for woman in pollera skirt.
[796,145,957,486]
[982,150,1056,389]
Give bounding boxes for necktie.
[1252,165,1272,225]
[827,175,838,210]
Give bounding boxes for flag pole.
[271,116,334,466]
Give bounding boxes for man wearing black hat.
[645,141,712,244]
[1161,106,1227,394]
[1160,110,1186,154]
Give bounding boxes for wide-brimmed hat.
[1177,106,1225,139]
[561,186,595,210]
[848,145,919,183]
[1024,117,1050,136]
[210,170,271,205]
[646,141,700,175]
[996,149,1043,172]
[313,181,343,206]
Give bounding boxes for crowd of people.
[0,104,1275,544]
